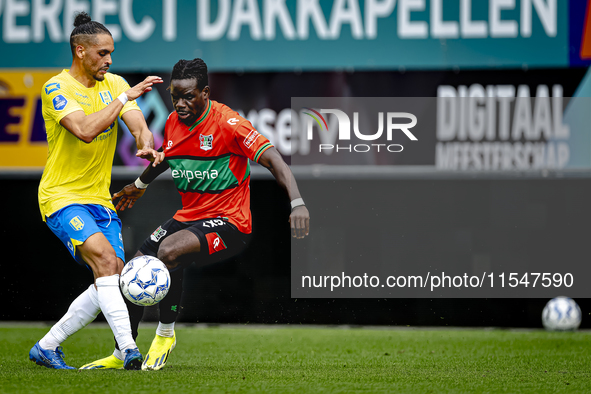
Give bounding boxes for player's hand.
[289,206,310,239]
[136,148,165,167]
[112,183,146,211]
[125,76,163,101]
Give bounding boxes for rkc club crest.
[69,216,84,231]
[99,91,113,105]
[200,134,213,151]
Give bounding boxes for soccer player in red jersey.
[81,58,309,371]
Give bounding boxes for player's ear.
[75,45,85,60]
[202,86,210,99]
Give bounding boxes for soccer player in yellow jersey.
[29,12,164,370]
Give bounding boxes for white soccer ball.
[542,296,582,331]
[120,255,170,306]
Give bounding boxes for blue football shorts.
[46,203,125,265]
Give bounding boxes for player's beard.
[89,63,109,81]
[94,69,108,81]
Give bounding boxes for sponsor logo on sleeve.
[243,129,260,149]
[227,118,239,126]
[52,95,68,111]
[44,83,60,95]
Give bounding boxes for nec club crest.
[150,226,167,242]
[200,134,213,151]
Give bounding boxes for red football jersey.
[162,99,273,234]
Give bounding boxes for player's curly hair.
[69,12,111,56]
[171,59,209,90]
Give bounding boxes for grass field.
[1,324,590,393]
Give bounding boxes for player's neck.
[181,99,211,128]
[68,63,97,89]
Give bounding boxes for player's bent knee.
[156,246,174,265]
[92,251,120,277]
[157,244,179,269]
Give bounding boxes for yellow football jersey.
[38,69,141,220]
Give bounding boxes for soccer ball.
[542,296,582,331]
[120,255,170,306]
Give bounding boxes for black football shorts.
[139,217,250,266]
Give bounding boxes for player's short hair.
[69,12,111,57]
[171,59,209,91]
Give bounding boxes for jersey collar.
[63,69,101,90]
[188,99,212,132]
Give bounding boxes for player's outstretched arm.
[121,110,164,167]
[112,151,169,211]
[258,147,310,239]
[59,76,163,143]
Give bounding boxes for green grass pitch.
[1,324,590,393]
